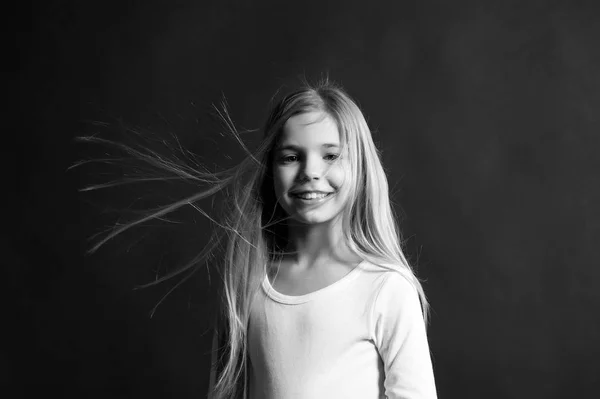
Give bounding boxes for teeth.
[295,192,329,200]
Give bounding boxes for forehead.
[278,111,340,148]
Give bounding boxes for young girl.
[80,79,436,398]
[207,82,437,398]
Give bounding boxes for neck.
[284,217,354,268]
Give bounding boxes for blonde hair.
[76,79,429,399]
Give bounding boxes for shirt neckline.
[262,260,366,305]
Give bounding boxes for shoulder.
[374,270,419,307]
[360,261,418,298]
[363,262,422,322]
[368,266,426,340]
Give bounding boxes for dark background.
[11,0,600,398]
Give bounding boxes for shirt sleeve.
[371,272,437,399]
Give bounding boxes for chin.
[290,209,343,226]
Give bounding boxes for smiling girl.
[207,82,437,398]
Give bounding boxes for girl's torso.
[248,260,387,399]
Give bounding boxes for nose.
[297,154,323,181]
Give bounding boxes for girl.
[207,81,437,399]
[80,79,436,398]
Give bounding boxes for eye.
[279,154,298,164]
[324,153,340,162]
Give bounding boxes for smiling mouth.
[290,192,333,200]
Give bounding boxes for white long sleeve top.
[246,260,437,399]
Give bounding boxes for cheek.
[272,167,291,197]
[330,165,354,208]
[328,163,351,189]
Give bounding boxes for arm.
[372,272,437,399]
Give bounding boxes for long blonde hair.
[214,80,430,398]
[76,79,429,399]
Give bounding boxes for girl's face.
[272,111,351,225]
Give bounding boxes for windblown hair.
[76,79,429,399]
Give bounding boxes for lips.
[290,191,334,200]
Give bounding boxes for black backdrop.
[12,1,600,398]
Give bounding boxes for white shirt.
[247,260,437,399]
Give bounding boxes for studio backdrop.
[13,0,600,398]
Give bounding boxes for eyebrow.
[275,143,340,151]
